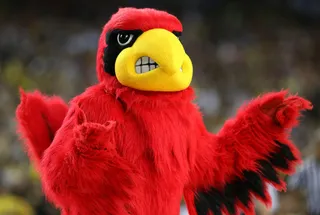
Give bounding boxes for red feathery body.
[16,7,312,215]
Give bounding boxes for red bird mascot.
[16,7,312,215]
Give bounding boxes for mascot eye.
[117,33,134,46]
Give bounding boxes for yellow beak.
[115,29,193,92]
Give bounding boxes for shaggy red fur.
[16,89,68,167]
[16,7,312,215]
[183,90,312,215]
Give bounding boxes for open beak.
[115,28,193,92]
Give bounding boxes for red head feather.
[96,8,183,82]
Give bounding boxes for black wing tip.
[194,140,297,215]
[194,193,210,215]
[194,170,262,215]
[275,140,298,161]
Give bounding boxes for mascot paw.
[260,91,312,128]
[17,88,48,118]
[72,105,117,152]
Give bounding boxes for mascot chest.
[116,103,196,175]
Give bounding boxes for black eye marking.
[103,29,143,76]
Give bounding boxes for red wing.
[189,140,297,215]
[185,91,312,215]
[16,89,68,165]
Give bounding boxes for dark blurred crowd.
[0,1,319,214]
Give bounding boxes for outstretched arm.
[40,93,137,215]
[185,91,312,215]
[16,89,68,166]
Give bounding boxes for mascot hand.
[259,91,312,128]
[70,105,117,152]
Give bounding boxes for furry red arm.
[40,90,138,215]
[184,91,312,215]
[16,89,68,166]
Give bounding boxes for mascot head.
[96,7,193,92]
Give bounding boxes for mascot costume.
[16,7,312,215]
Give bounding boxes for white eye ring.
[117,33,134,46]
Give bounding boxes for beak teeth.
[135,57,183,74]
[135,56,159,74]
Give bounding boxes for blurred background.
[0,0,320,214]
